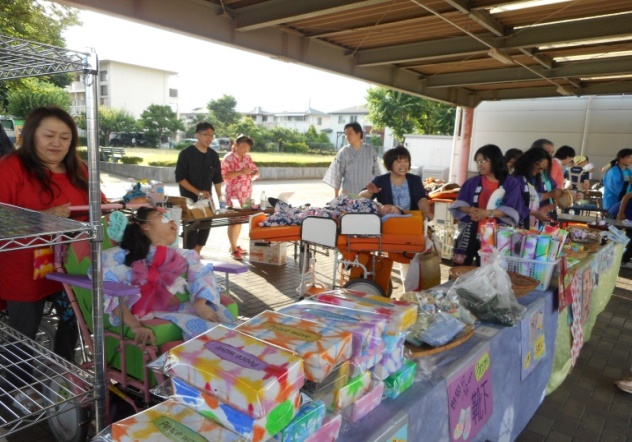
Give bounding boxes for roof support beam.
[355,13,632,66]
[426,56,632,88]
[234,0,391,32]
[441,0,506,36]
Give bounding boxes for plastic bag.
[447,248,526,326]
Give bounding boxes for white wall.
[403,134,453,169]
[470,96,632,179]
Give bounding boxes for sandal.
[231,250,244,261]
[236,246,248,255]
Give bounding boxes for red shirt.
[478,176,499,210]
[0,155,90,301]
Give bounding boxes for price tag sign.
[447,344,493,442]
[521,299,546,381]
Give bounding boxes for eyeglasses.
[475,159,489,165]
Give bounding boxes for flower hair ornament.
[106,210,129,243]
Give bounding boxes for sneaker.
[615,375,632,393]
[236,246,248,255]
[231,250,244,261]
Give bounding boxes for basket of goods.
[568,226,601,244]
[555,190,573,209]
[402,289,476,357]
[449,266,540,298]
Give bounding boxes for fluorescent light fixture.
[555,50,632,63]
[539,35,632,50]
[487,48,514,65]
[580,74,632,81]
[490,0,571,14]
[556,85,574,96]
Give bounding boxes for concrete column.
[456,107,474,185]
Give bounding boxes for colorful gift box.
[304,414,342,442]
[301,362,351,410]
[350,339,385,378]
[171,377,301,442]
[334,370,372,410]
[278,300,386,358]
[313,289,417,335]
[371,333,406,380]
[383,359,417,399]
[159,325,304,419]
[236,310,353,383]
[342,380,384,423]
[273,399,326,442]
[111,399,244,442]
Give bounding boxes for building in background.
[328,105,384,149]
[66,59,178,117]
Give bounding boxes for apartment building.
[67,59,178,117]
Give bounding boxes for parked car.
[110,133,148,147]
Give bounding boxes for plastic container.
[480,252,558,291]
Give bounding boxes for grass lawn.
[103,147,336,166]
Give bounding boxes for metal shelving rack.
[0,34,106,436]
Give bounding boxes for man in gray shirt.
[323,122,383,196]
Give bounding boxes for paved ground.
[3,174,632,441]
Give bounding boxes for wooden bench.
[100,146,126,162]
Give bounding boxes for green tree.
[139,104,184,147]
[366,87,456,141]
[77,107,136,146]
[7,78,71,117]
[0,0,80,109]
[227,118,264,149]
[207,95,240,133]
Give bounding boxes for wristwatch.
[488,209,494,218]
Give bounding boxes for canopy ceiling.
[57,0,632,108]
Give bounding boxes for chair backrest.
[300,216,338,248]
[340,213,381,236]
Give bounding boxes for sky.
[63,10,372,114]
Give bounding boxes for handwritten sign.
[447,345,493,442]
[521,300,546,381]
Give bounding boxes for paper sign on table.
[520,299,546,381]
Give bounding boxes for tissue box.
[350,340,386,378]
[111,399,243,442]
[301,362,350,410]
[314,289,418,335]
[171,377,300,442]
[342,380,384,423]
[273,400,326,442]
[159,325,304,418]
[383,359,417,399]
[249,241,288,265]
[370,333,406,380]
[278,301,387,358]
[334,370,372,410]
[304,414,342,442]
[237,310,353,383]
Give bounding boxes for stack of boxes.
[112,290,419,441]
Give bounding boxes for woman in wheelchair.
[102,207,236,345]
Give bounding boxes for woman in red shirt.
[0,106,93,364]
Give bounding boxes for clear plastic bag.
[447,248,526,326]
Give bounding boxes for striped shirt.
[322,144,383,195]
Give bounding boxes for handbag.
[418,242,441,290]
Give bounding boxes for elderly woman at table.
[449,144,526,266]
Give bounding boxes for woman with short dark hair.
[449,144,526,265]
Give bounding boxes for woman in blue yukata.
[101,207,235,345]
[359,145,433,221]
[512,147,561,231]
[449,144,527,266]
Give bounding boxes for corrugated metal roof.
[60,0,632,107]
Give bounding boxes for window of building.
[262,116,268,122]
[350,115,358,122]
[100,70,108,82]
[100,85,108,96]
[317,117,322,125]
[99,98,108,105]
[338,116,345,123]
[169,88,178,98]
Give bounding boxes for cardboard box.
[249,240,288,265]
[167,196,193,220]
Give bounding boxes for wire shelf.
[0,203,94,251]
[0,323,95,437]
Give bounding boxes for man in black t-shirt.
[175,122,223,254]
